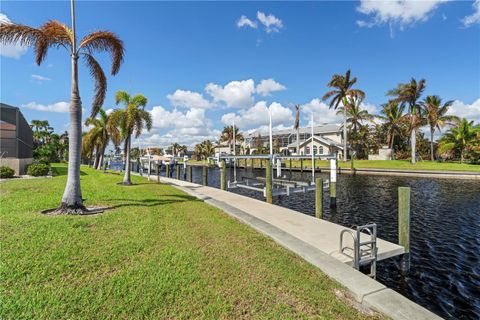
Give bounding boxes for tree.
[194,140,214,160]
[322,69,365,161]
[387,78,426,164]
[220,125,243,154]
[437,119,478,163]
[110,91,152,185]
[84,108,121,170]
[336,96,373,133]
[0,0,124,212]
[377,100,408,150]
[171,142,181,156]
[421,95,459,161]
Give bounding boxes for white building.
[243,124,345,156]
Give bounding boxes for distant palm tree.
[110,91,152,185]
[437,119,478,163]
[171,142,181,156]
[336,97,373,133]
[220,125,243,154]
[421,95,459,161]
[323,70,365,161]
[84,108,121,170]
[199,140,214,160]
[377,100,408,150]
[0,0,124,212]
[387,78,426,164]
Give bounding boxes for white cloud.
[257,11,283,33]
[205,79,256,108]
[301,99,344,124]
[22,101,70,113]
[136,105,220,147]
[221,101,293,128]
[463,0,480,27]
[237,15,258,29]
[356,0,448,36]
[31,74,51,81]
[0,13,28,59]
[447,98,480,124]
[167,89,213,109]
[256,78,286,96]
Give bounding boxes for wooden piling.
[315,178,323,219]
[166,164,170,178]
[157,163,160,183]
[398,187,411,273]
[202,166,208,186]
[176,165,180,179]
[265,159,272,204]
[220,160,226,190]
[188,165,193,182]
[289,159,292,174]
[300,158,304,174]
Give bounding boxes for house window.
[313,146,318,155]
[306,147,310,155]
[319,146,324,154]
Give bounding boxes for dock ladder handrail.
[339,223,378,278]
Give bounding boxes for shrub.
[0,166,15,178]
[27,163,50,177]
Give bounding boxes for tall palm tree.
[377,100,407,149]
[220,125,243,154]
[437,119,478,163]
[110,91,152,185]
[0,0,124,212]
[171,142,181,156]
[387,78,426,164]
[322,69,365,161]
[200,140,214,159]
[421,95,459,161]
[84,108,121,170]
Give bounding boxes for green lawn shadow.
[52,166,88,177]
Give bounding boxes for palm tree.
[171,142,181,156]
[387,78,426,164]
[84,108,121,170]
[336,97,373,133]
[437,119,478,163]
[199,140,214,160]
[220,125,243,154]
[110,91,152,185]
[377,100,408,150]
[0,0,124,212]
[421,95,459,161]
[322,70,365,161]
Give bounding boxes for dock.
[156,176,405,266]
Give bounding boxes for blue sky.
[1,1,479,147]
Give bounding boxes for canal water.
[145,164,480,319]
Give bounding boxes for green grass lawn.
[0,164,379,319]
[187,159,480,172]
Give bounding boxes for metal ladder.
[339,223,378,279]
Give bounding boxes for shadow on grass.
[105,196,198,209]
[52,166,88,177]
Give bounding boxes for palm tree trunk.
[430,128,435,161]
[123,135,131,184]
[97,146,105,170]
[410,112,416,164]
[60,52,84,210]
[93,147,99,169]
[390,132,395,149]
[343,103,348,162]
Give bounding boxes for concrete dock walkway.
[156,176,404,265]
[154,175,441,320]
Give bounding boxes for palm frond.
[131,94,148,108]
[82,53,107,117]
[78,31,124,75]
[115,90,130,105]
[35,20,73,64]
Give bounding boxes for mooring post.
[202,166,208,186]
[251,158,254,169]
[265,159,273,204]
[398,187,411,273]
[260,159,263,169]
[351,157,355,175]
[157,163,160,183]
[166,163,170,178]
[300,158,304,175]
[330,158,337,208]
[176,164,180,179]
[188,165,193,182]
[289,158,292,175]
[220,160,226,190]
[244,158,247,170]
[315,177,323,219]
